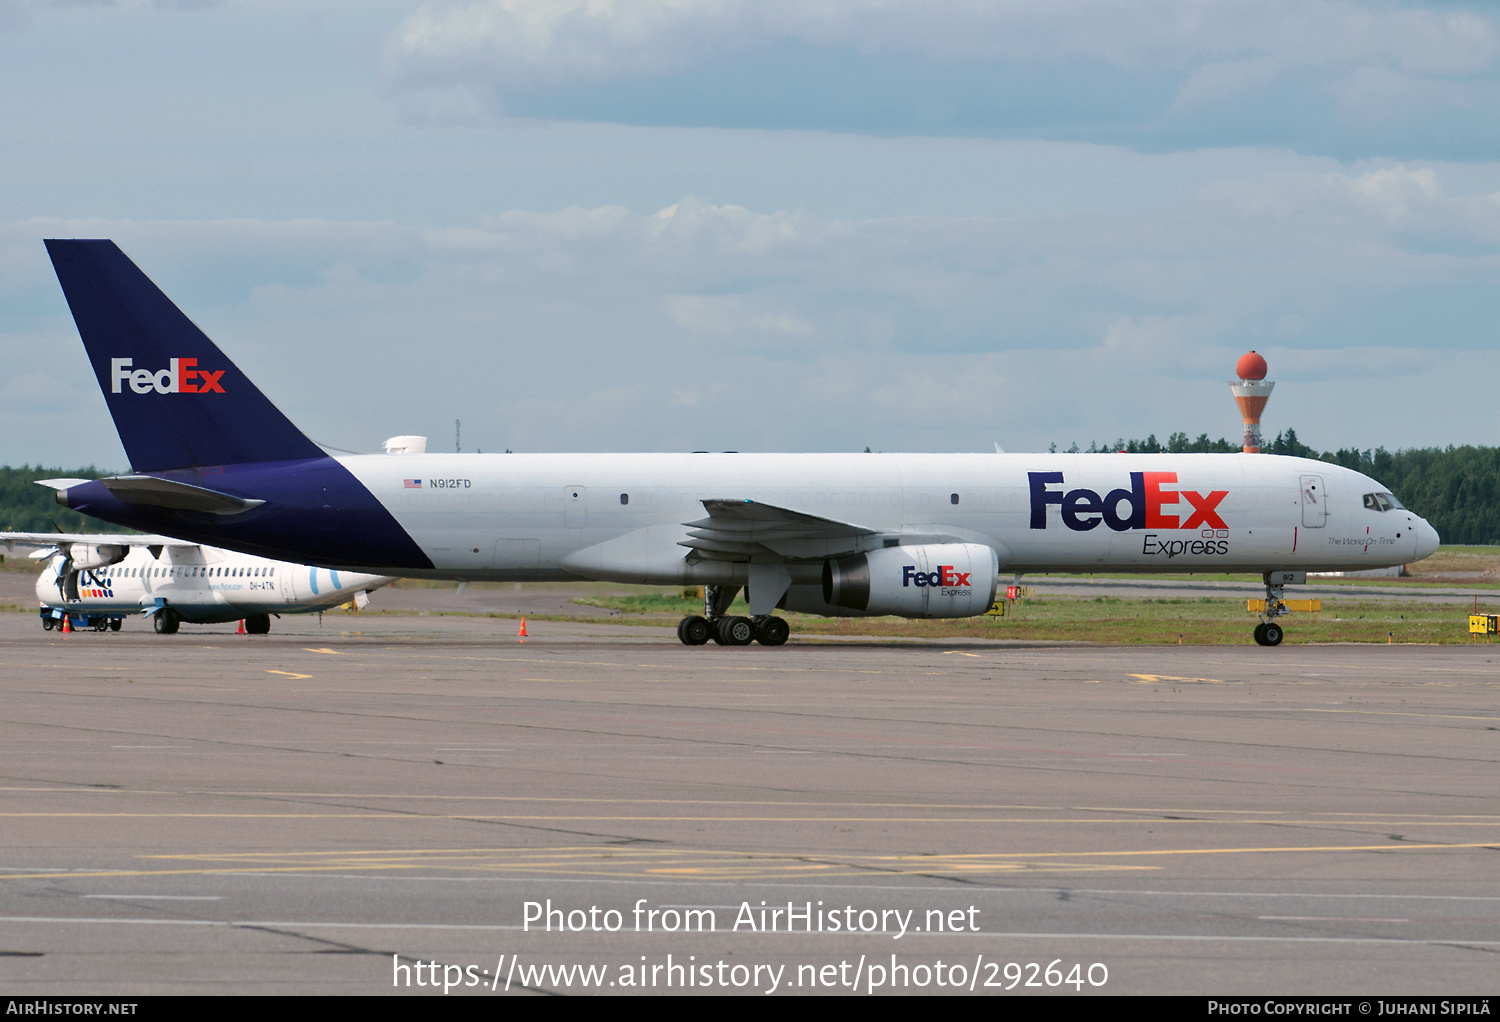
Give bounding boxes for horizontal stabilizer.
[98,475,265,516]
[2,531,194,552]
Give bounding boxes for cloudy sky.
[3,0,1498,468]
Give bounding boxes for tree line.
[0,465,133,535]
[1049,429,1500,544]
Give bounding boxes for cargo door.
[1300,475,1327,528]
[493,539,541,570]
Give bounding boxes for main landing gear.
[677,584,789,647]
[1254,575,1288,647]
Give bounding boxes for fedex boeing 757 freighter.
[41,240,1438,647]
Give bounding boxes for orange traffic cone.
[237,619,246,635]
[61,616,71,634]
[518,617,528,638]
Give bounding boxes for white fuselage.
[37,545,394,624]
[335,451,1438,583]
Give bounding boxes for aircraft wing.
[681,499,944,560]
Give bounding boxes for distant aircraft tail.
[45,239,325,472]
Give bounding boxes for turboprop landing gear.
[244,613,271,635]
[1254,577,1288,646]
[153,608,180,635]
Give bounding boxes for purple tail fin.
[46,239,324,471]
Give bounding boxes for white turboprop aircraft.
[40,240,1441,647]
[3,529,395,635]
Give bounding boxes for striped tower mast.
[1230,351,1273,453]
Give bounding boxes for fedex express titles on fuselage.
[335,451,1425,580]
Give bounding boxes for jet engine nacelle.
[822,542,999,618]
[62,544,128,570]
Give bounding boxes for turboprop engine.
[821,542,999,618]
[62,543,129,570]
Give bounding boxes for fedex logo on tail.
[1029,471,1228,532]
[110,357,225,395]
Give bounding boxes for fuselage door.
[564,486,587,529]
[1300,475,1327,528]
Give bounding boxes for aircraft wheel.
[245,613,271,635]
[1261,622,1284,647]
[678,615,711,646]
[109,619,122,632]
[754,617,790,647]
[1253,623,1267,645]
[720,616,755,646]
[154,609,180,635]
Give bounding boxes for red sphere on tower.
[1230,351,1274,453]
[1236,350,1268,381]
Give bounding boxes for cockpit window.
[1362,492,1405,512]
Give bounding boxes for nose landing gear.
[1252,621,1284,646]
[1254,576,1288,646]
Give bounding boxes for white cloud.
[665,294,812,336]
[1335,165,1445,223]
[1171,57,1284,111]
[383,0,1500,91]
[1,371,89,414]
[1205,163,1500,243]
[1333,65,1471,120]
[6,152,1500,466]
[1098,315,1224,372]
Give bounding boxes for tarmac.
[0,608,1497,996]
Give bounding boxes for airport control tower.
[1230,351,1274,453]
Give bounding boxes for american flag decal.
[404,479,422,488]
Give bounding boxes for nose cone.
[1413,518,1440,562]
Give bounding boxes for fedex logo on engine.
[110,357,225,395]
[1029,471,1228,532]
[903,564,971,589]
